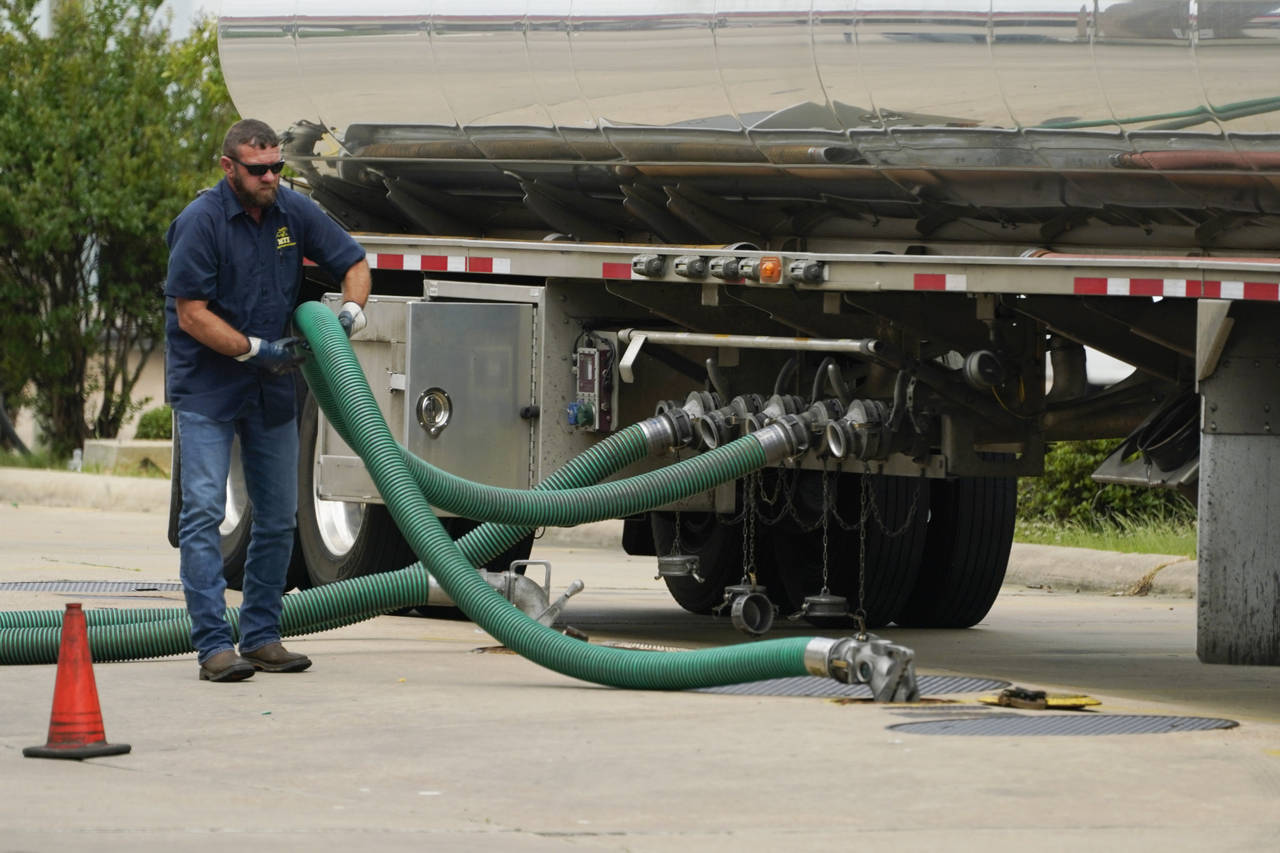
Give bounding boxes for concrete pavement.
[0,501,1275,852]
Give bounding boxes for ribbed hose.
[0,424,650,640]
[0,303,821,689]
[291,302,816,688]
[302,343,773,527]
[0,417,678,662]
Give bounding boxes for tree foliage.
[1017,439,1196,525]
[0,0,234,457]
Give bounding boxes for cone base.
[23,741,131,760]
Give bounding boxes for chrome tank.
[218,1,1280,249]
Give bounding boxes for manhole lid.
[694,675,1009,699]
[0,581,184,593]
[889,714,1238,736]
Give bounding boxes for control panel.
[567,332,618,432]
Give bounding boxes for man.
[165,118,370,682]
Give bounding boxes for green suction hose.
[0,414,679,662]
[0,302,832,691]
[301,344,780,528]
[291,301,820,689]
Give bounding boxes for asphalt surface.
[1,471,1277,851]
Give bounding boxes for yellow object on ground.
[978,686,1102,711]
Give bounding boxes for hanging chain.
[670,510,683,556]
[819,466,832,596]
[853,473,871,638]
[740,472,758,586]
[865,475,925,538]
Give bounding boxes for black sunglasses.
[230,157,285,177]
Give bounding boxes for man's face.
[221,144,283,211]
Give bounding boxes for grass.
[1015,515,1197,557]
[0,449,62,470]
[0,450,170,479]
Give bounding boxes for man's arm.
[175,298,251,358]
[340,258,371,308]
[175,297,305,372]
[337,258,372,336]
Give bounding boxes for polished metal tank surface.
[217,1,1280,248]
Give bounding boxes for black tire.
[894,474,1017,628]
[650,509,748,615]
[438,517,534,572]
[621,516,657,556]
[771,471,929,628]
[297,392,415,585]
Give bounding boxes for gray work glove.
[338,301,367,337]
[235,336,307,374]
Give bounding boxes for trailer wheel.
[772,472,929,628]
[894,474,1016,628]
[647,511,740,614]
[218,436,251,591]
[297,392,415,585]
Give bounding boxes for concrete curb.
[1005,543,1196,599]
[0,467,172,514]
[0,466,1197,596]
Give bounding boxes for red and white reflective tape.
[1073,277,1280,301]
[913,273,968,291]
[364,253,511,274]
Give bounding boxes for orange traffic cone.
[24,603,131,760]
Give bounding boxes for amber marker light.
[759,256,783,283]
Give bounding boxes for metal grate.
[889,714,1239,736]
[693,675,1009,699]
[0,581,184,593]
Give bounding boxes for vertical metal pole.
[1196,304,1280,665]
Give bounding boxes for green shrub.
[134,405,173,440]
[1017,439,1195,525]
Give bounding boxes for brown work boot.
[240,642,311,673]
[199,650,256,682]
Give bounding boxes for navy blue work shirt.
[164,178,365,425]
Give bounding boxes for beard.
[229,170,278,211]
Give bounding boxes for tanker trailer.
[207,0,1280,663]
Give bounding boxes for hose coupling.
[752,416,809,463]
[714,582,776,636]
[799,399,844,451]
[655,391,723,449]
[816,634,920,702]
[696,393,764,450]
[638,416,680,455]
[825,399,892,461]
[744,393,804,433]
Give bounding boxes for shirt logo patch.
[275,226,296,250]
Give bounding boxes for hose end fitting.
[656,405,696,448]
[751,417,808,463]
[818,634,920,703]
[638,416,679,454]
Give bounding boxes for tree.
[0,0,233,457]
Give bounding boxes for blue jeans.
[177,403,298,663]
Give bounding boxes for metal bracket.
[619,332,646,384]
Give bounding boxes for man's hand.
[338,301,367,337]
[235,336,307,374]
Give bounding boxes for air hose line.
[0,303,825,691]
